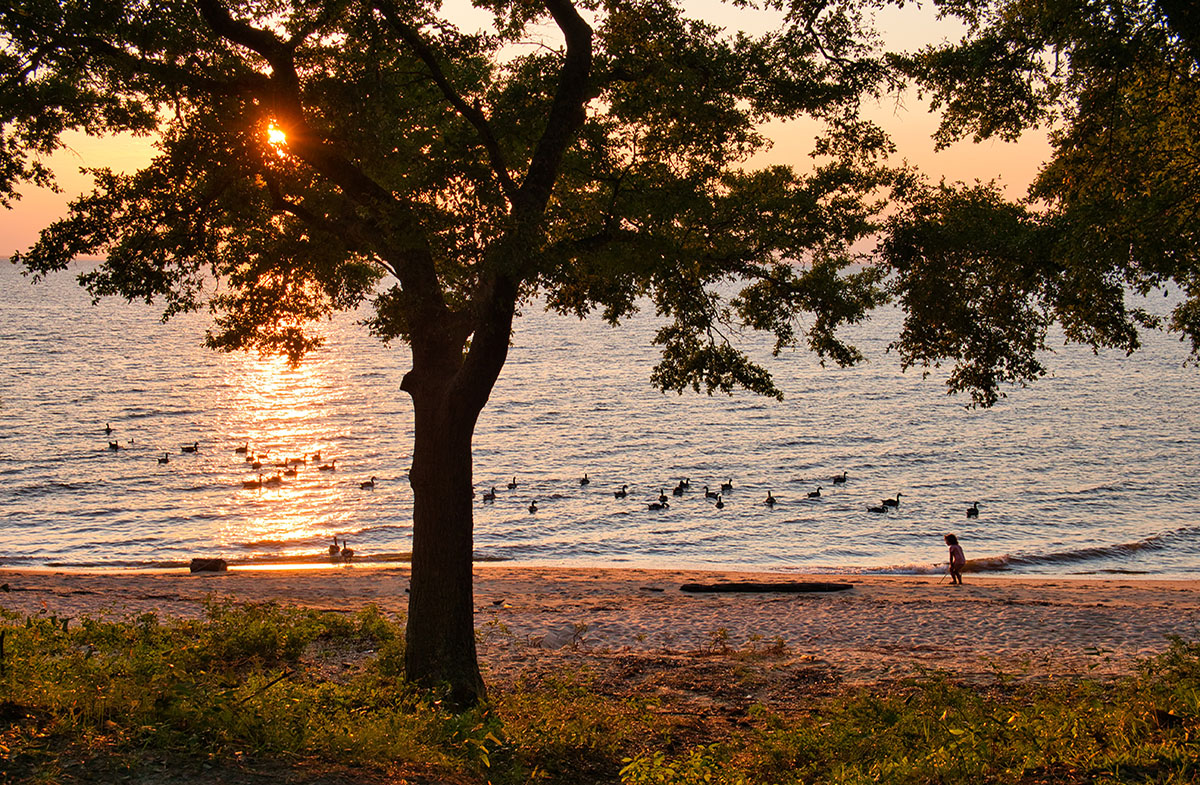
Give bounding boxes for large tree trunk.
[403,366,487,707]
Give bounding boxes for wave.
[0,551,521,571]
[849,526,1200,576]
[8,480,101,498]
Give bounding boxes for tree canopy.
[887,0,1200,404]
[2,0,897,393]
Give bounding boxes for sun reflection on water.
[217,352,359,558]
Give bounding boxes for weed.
[3,611,1200,784]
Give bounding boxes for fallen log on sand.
[680,581,852,593]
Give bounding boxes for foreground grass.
[0,603,1197,784]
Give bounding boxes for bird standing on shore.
[329,537,340,557]
[340,540,354,562]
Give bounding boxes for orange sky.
[1,1,1050,257]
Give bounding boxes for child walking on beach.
[945,534,966,585]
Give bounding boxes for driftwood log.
[680,581,852,593]
[188,558,228,573]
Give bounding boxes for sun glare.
[267,123,288,150]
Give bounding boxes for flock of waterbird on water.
[103,420,982,564]
[103,422,374,561]
[480,472,983,519]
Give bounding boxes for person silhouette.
[944,533,966,585]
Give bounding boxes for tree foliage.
[889,0,1200,404]
[2,0,895,386]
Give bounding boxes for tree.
[885,0,1200,405]
[1,0,897,705]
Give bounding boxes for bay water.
[3,262,1199,577]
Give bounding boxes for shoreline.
[3,565,1199,685]
[3,558,1189,581]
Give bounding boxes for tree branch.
[512,0,593,220]
[373,0,518,202]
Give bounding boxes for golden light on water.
[219,350,356,561]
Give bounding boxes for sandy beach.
[2,565,1198,686]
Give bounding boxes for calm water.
[3,262,1200,577]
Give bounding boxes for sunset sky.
[1,0,1050,257]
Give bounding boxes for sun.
[267,123,287,147]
